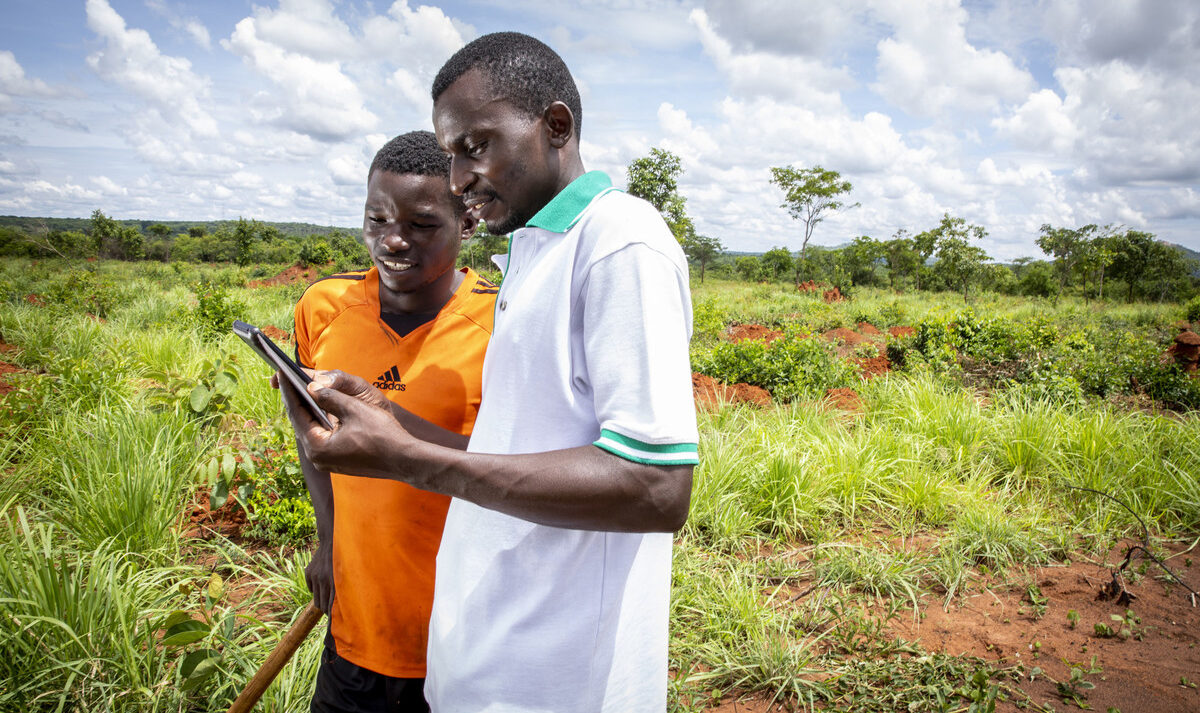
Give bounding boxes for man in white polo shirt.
[282,31,698,712]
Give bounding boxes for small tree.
[734,255,764,282]
[768,165,857,268]
[626,148,694,243]
[760,246,794,282]
[681,234,724,283]
[882,229,920,290]
[927,214,989,302]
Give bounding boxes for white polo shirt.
[426,171,699,713]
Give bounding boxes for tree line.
[0,211,368,268]
[625,148,1198,303]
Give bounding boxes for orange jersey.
[294,266,496,677]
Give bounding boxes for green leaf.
[238,449,256,476]
[189,384,211,413]
[179,648,220,678]
[206,573,225,601]
[236,482,254,505]
[221,451,236,481]
[161,619,209,646]
[180,651,221,690]
[213,371,237,397]
[161,610,193,630]
[211,478,229,510]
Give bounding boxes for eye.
[467,140,487,158]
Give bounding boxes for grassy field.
[1,259,1197,711]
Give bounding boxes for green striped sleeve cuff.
[593,429,699,466]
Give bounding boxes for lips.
[380,258,415,272]
[464,192,495,218]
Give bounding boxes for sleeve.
[580,243,699,465]
[293,293,316,370]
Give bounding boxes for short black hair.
[368,131,462,214]
[369,130,449,179]
[432,32,582,139]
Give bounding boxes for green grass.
[1,258,1198,712]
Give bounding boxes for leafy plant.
[188,279,246,337]
[148,355,241,426]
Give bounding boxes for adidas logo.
[373,365,406,391]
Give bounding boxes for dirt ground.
[247,263,324,288]
[699,542,1200,712]
[0,339,23,396]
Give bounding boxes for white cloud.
[690,8,851,114]
[0,51,57,98]
[85,0,217,137]
[91,175,127,195]
[868,0,1035,117]
[991,88,1077,155]
[224,17,377,141]
[328,154,366,186]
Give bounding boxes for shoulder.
[449,268,497,335]
[575,191,686,272]
[295,269,372,328]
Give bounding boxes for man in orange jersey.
[292,130,494,713]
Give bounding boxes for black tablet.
[232,320,335,431]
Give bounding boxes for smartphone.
[232,320,335,431]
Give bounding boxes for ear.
[543,101,575,149]
[459,213,478,240]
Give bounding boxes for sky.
[0,0,1197,260]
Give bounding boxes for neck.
[379,269,464,315]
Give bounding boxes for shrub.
[42,268,128,318]
[188,280,246,337]
[1185,295,1200,324]
[692,298,726,341]
[298,238,333,267]
[694,326,855,402]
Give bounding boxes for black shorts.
[310,628,430,713]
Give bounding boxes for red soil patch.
[727,323,783,344]
[0,360,22,396]
[260,325,292,342]
[24,293,44,306]
[0,340,15,354]
[823,287,845,303]
[889,325,915,338]
[696,542,1200,712]
[796,280,823,293]
[857,322,882,335]
[692,372,772,409]
[888,542,1200,713]
[248,263,325,288]
[183,491,249,540]
[821,327,869,347]
[854,354,891,378]
[823,387,863,413]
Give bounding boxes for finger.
[311,369,388,408]
[278,375,331,444]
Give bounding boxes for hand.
[278,369,424,480]
[305,538,335,614]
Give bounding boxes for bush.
[189,280,246,337]
[298,238,333,267]
[694,326,855,401]
[1185,295,1200,323]
[42,268,128,318]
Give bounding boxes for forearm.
[296,439,335,543]
[370,440,692,532]
[384,400,470,450]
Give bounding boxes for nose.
[380,228,411,252]
[448,153,472,196]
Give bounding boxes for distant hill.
[0,215,357,238]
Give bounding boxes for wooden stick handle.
[227,602,324,713]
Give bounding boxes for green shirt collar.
[524,171,614,233]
